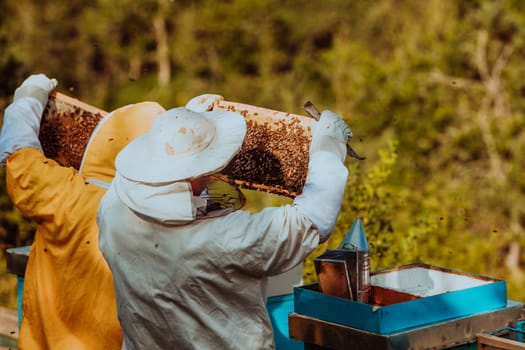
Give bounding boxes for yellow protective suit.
[5,101,165,350]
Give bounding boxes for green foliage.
[0,249,17,310]
[0,169,35,248]
[0,168,34,309]
[1,0,525,309]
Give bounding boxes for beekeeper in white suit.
[97,94,352,350]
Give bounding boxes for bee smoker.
[314,218,371,303]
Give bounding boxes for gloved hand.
[309,110,353,162]
[0,74,58,167]
[185,94,224,113]
[13,74,58,106]
[294,110,351,242]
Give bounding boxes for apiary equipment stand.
[290,263,525,349]
[476,321,525,349]
[289,301,524,350]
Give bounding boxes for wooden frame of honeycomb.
[40,92,107,169]
[212,100,312,198]
[39,93,312,197]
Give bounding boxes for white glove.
[293,110,351,241]
[309,110,353,162]
[13,74,58,105]
[185,94,224,113]
[0,74,58,167]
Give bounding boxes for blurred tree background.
[2,0,525,309]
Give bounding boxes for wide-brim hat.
[79,102,166,183]
[116,107,246,183]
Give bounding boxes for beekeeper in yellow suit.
[0,74,165,350]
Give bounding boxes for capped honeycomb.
[39,92,106,169]
[214,101,312,197]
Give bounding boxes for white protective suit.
[98,98,351,350]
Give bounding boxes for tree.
[1,0,525,305]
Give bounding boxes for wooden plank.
[0,307,18,338]
[477,333,525,350]
[289,303,524,350]
[0,306,18,350]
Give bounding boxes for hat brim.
[116,110,246,184]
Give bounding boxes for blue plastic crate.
[267,293,303,350]
[294,263,507,335]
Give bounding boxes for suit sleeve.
[5,148,103,245]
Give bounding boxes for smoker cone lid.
[339,218,369,251]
